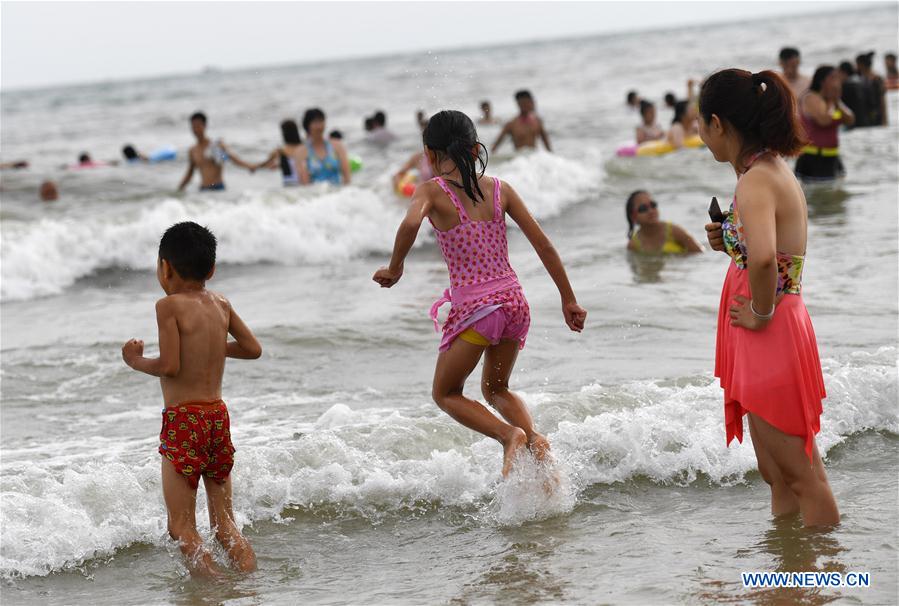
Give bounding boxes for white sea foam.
[1,152,599,302]
[1,348,894,578]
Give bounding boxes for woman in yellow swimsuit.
[625,190,703,253]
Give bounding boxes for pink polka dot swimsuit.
[428,176,530,351]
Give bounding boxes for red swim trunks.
[158,400,235,489]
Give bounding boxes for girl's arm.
[297,147,311,185]
[333,140,351,184]
[728,175,778,331]
[254,149,279,171]
[373,186,433,288]
[667,123,685,148]
[671,223,704,253]
[803,94,837,127]
[504,181,586,332]
[219,141,255,172]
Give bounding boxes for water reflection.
[627,251,667,284]
[696,515,847,605]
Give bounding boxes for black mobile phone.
[708,196,726,224]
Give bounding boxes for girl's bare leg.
[481,339,550,460]
[433,338,528,476]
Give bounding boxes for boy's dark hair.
[779,47,800,61]
[302,108,325,133]
[280,119,302,145]
[190,111,207,124]
[625,190,646,238]
[329,129,343,139]
[514,89,533,101]
[158,222,217,281]
[664,92,676,107]
[699,68,805,158]
[626,90,639,104]
[639,100,654,117]
[372,111,386,126]
[78,152,91,164]
[122,145,139,160]
[422,110,488,204]
[480,100,491,109]
[364,117,374,131]
[810,65,835,92]
[886,52,897,61]
[838,61,855,76]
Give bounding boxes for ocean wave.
[1,347,894,578]
[1,152,598,302]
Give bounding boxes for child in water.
[373,110,586,476]
[122,222,261,576]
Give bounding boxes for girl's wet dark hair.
[422,110,488,203]
[810,65,835,93]
[302,108,325,133]
[639,100,654,118]
[699,68,805,158]
[280,120,302,144]
[625,190,647,238]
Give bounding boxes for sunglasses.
[636,201,658,214]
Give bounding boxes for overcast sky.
[0,1,868,91]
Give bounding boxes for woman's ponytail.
[699,68,805,157]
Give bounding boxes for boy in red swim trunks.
[122,221,261,576]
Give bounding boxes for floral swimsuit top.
[722,151,804,295]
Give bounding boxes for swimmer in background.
[625,190,702,253]
[856,52,887,126]
[626,90,641,110]
[253,119,304,187]
[885,53,898,89]
[177,112,254,192]
[492,90,552,152]
[39,180,59,201]
[666,101,699,149]
[365,111,397,146]
[329,130,344,142]
[416,110,429,131]
[779,47,811,99]
[636,101,665,144]
[478,100,497,125]
[664,92,677,110]
[392,116,433,190]
[297,107,352,185]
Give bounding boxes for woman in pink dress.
[699,69,839,526]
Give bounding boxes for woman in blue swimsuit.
[298,108,351,185]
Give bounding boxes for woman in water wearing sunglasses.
[625,190,703,253]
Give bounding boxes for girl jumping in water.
[373,110,586,476]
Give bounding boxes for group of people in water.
[626,47,894,186]
[123,64,845,577]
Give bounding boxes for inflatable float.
[616,134,705,157]
[148,146,177,163]
[396,172,417,197]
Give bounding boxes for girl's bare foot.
[528,432,552,462]
[502,428,529,477]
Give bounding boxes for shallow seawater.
[2,5,898,605]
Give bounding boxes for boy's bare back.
[156,290,230,405]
